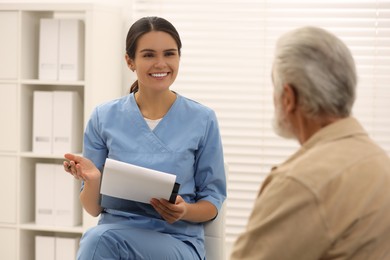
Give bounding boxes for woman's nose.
[154,57,167,68]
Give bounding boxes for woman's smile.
[150,72,169,78]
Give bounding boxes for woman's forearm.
[80,179,103,217]
[183,200,218,223]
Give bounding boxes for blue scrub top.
[82,93,227,258]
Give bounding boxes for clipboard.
[99,158,180,213]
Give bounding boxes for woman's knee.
[77,224,123,260]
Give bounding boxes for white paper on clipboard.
[100,158,178,204]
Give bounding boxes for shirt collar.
[273,117,367,171]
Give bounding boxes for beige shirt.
[231,117,390,260]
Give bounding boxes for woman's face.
[128,31,180,93]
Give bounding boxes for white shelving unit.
[0,3,123,259]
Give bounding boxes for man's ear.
[282,84,298,113]
[125,54,135,72]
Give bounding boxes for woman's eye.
[165,52,175,57]
[143,53,154,58]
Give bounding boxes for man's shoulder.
[284,136,390,193]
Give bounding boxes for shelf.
[0,3,123,259]
[20,152,82,159]
[0,80,18,84]
[21,79,85,86]
[0,151,17,157]
[20,222,84,234]
[0,223,17,229]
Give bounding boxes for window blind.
[130,0,390,253]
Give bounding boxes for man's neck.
[293,112,342,145]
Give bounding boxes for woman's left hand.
[150,195,187,224]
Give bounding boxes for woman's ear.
[125,54,135,72]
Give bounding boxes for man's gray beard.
[272,105,296,140]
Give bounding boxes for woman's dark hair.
[126,16,182,93]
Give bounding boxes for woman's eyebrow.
[140,49,155,53]
[164,49,178,52]
[139,48,178,53]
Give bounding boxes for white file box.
[35,236,55,260]
[55,237,80,260]
[33,91,53,154]
[58,19,84,81]
[54,165,81,227]
[39,19,59,80]
[52,91,82,154]
[35,163,55,225]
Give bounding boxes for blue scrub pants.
[77,224,200,260]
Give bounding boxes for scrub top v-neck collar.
[128,92,180,153]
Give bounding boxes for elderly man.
[230,27,390,260]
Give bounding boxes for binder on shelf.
[35,163,82,227]
[35,163,55,225]
[54,165,81,227]
[52,91,83,154]
[59,19,84,81]
[33,91,53,154]
[35,236,55,260]
[39,19,59,80]
[55,237,80,260]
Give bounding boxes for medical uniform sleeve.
[194,110,227,211]
[83,107,108,173]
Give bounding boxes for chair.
[204,201,226,260]
[204,162,228,260]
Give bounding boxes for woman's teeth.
[151,73,168,77]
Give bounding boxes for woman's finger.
[63,161,71,173]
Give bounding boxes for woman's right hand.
[63,153,101,182]
[64,153,103,216]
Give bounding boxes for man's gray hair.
[273,26,357,118]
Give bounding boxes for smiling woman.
[63,16,227,260]
[125,17,181,94]
[126,31,180,97]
